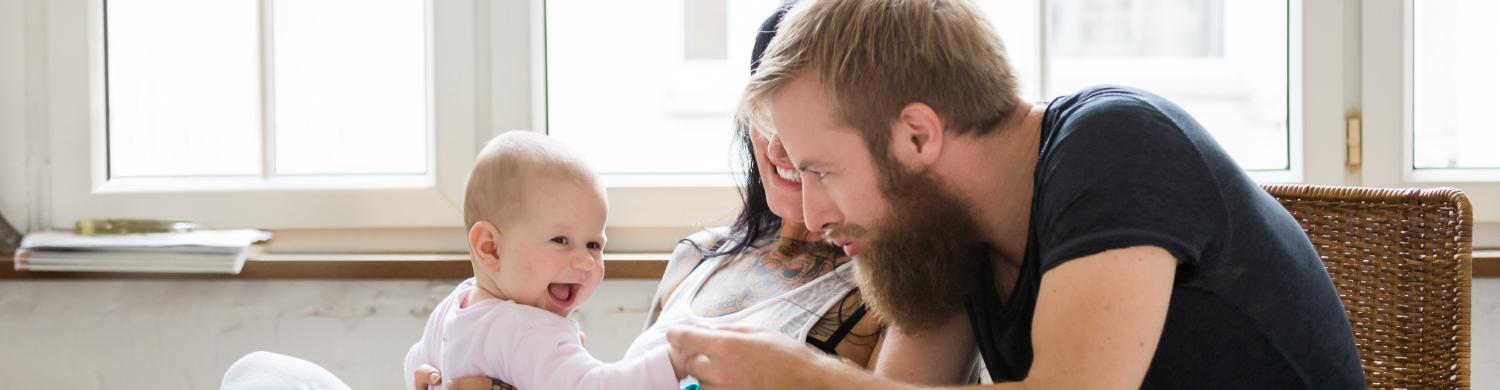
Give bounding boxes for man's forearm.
[824,355,1038,390]
[814,352,917,390]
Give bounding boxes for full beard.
[826,165,993,335]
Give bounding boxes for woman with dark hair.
[627,1,884,365]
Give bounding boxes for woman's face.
[750,127,806,225]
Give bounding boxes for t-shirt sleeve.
[497,314,678,390]
[1033,95,1227,273]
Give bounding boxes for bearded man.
[667,0,1365,389]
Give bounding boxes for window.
[43,0,476,231]
[982,0,1290,171]
[1413,0,1500,170]
[545,0,783,177]
[1360,0,1500,236]
[105,0,262,177]
[106,0,429,179]
[536,0,1299,250]
[546,0,1291,177]
[37,0,1491,250]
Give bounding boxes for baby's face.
[492,176,608,317]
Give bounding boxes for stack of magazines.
[13,230,271,274]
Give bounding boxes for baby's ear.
[468,221,503,271]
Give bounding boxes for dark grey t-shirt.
[967,85,1365,389]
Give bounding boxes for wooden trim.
[1,249,1493,279]
[0,252,670,280]
[1474,250,1500,278]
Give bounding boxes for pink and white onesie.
[404,278,678,390]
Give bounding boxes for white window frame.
[34,0,478,231]
[1292,0,1353,188]
[28,0,1464,252]
[1360,0,1500,246]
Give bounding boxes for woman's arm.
[644,229,725,328]
[872,311,979,385]
[808,289,887,368]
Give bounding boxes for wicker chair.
[1262,184,1472,389]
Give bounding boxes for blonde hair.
[740,0,1020,153]
[463,132,600,229]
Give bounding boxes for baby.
[403,132,686,389]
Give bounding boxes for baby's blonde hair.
[463,132,601,229]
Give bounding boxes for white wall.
[0,279,1493,389]
[1474,278,1500,387]
[0,0,31,232]
[0,279,658,390]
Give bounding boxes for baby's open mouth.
[547,283,580,305]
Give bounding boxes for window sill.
[3,251,1496,280]
[0,249,670,280]
[1474,250,1500,278]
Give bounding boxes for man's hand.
[668,325,898,390]
[667,325,820,389]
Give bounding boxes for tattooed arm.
[644,229,728,329]
[807,289,887,369]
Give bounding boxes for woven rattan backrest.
[1262,184,1472,389]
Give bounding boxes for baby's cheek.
[515,259,546,281]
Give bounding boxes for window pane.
[546,0,784,175]
[1414,0,1500,169]
[272,0,428,175]
[1044,0,1289,171]
[106,0,262,177]
[548,0,1287,174]
[974,1,1041,101]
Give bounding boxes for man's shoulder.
[1049,85,1184,130]
[1041,85,1201,164]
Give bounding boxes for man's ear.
[889,102,945,168]
[468,221,502,272]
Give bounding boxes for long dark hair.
[709,2,797,258]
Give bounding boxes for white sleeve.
[404,285,462,390]
[402,340,425,390]
[496,320,679,390]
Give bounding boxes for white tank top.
[622,240,861,361]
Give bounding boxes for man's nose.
[801,176,844,233]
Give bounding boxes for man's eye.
[550,236,569,245]
[586,242,603,250]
